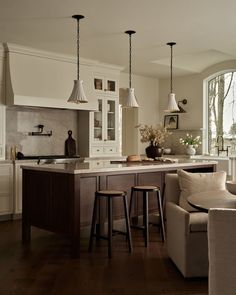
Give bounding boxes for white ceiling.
[1,0,236,78]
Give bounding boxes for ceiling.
[1,0,236,78]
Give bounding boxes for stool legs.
[123,195,133,252]
[88,194,98,252]
[89,191,132,258]
[143,191,149,247]
[129,186,166,245]
[108,197,113,258]
[157,190,165,242]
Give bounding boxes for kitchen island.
[21,158,217,257]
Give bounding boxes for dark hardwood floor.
[0,220,208,295]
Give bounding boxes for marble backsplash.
[6,107,79,158]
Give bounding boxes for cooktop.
[16,153,80,160]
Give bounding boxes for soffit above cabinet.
[4,43,123,111]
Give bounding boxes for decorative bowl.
[164,148,171,155]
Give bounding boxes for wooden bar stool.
[129,185,165,246]
[89,190,133,258]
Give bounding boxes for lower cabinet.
[0,163,13,219]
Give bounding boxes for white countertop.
[21,158,217,174]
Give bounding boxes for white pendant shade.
[68,79,88,103]
[164,93,180,112]
[123,88,139,108]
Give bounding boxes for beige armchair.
[208,209,236,295]
[165,173,208,278]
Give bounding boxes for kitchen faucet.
[216,135,230,156]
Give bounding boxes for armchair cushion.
[178,169,226,212]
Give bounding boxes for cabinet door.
[93,99,103,142]
[105,98,117,142]
[90,96,120,157]
[94,75,118,95]
[0,164,13,216]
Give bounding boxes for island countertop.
[21,158,218,174]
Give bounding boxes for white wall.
[120,73,159,155]
[159,60,236,155]
[159,60,236,130]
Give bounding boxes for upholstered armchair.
[208,209,236,295]
[165,170,226,278]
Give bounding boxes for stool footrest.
[92,229,129,240]
[131,224,145,230]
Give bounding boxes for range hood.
[5,43,98,110]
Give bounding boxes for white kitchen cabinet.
[78,65,122,158]
[0,163,13,218]
[78,96,121,157]
[92,97,118,142]
[94,74,119,96]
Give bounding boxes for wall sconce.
[172,99,187,113]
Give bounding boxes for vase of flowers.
[179,134,201,156]
[137,124,172,159]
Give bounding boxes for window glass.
[207,71,236,154]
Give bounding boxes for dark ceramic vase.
[145,142,163,159]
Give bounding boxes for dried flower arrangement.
[137,124,172,146]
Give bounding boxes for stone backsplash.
[6,107,79,158]
[164,129,202,155]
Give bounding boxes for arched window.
[206,70,236,155]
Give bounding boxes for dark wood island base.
[22,160,216,257]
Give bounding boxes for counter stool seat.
[89,190,132,258]
[129,185,165,246]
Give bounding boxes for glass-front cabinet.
[92,97,118,144]
[94,74,118,95]
[77,67,122,158]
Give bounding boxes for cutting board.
[65,130,76,157]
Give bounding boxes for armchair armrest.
[166,202,190,236]
[166,201,190,271]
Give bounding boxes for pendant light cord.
[72,15,85,81]
[125,30,136,89]
[170,44,173,93]
[167,42,176,94]
[77,19,80,80]
[129,33,132,88]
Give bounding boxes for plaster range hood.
[4,43,98,110]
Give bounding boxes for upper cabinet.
[94,74,118,95]
[78,63,124,158]
[5,43,98,111]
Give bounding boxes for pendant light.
[123,30,139,108]
[68,15,88,103]
[165,42,179,112]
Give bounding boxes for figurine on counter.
[65,130,76,157]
